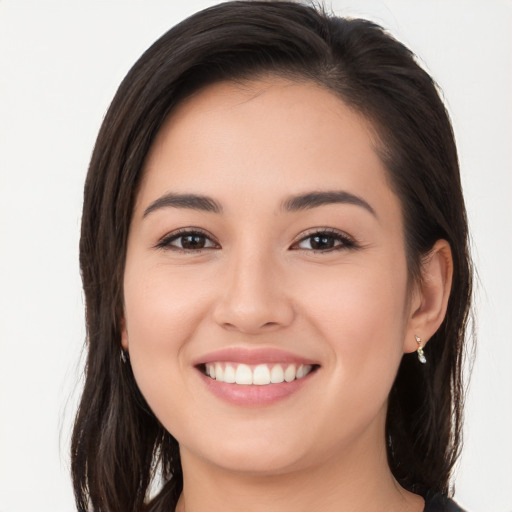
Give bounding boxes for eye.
[156,229,219,252]
[292,229,356,252]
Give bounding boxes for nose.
[212,247,295,334]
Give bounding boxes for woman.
[71,1,472,511]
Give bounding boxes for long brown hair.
[72,2,473,510]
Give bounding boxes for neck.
[175,414,424,512]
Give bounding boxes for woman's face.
[122,78,420,475]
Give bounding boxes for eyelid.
[154,226,358,253]
[155,227,220,252]
[290,227,357,251]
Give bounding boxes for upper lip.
[193,347,320,366]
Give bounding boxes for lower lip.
[198,369,316,407]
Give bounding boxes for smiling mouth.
[200,362,319,386]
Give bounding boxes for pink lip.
[193,347,318,366]
[198,370,317,407]
[193,347,320,407]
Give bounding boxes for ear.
[120,316,129,352]
[404,239,453,353]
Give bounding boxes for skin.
[122,78,453,512]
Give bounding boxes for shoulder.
[424,492,466,512]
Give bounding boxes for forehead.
[137,78,398,219]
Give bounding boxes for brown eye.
[293,230,356,252]
[157,230,218,251]
[180,234,208,249]
[308,234,338,250]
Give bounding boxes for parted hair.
[72,2,473,511]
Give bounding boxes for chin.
[179,426,313,476]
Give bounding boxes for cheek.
[322,273,406,346]
[122,263,212,397]
[121,264,221,444]
[124,262,210,345]
[303,253,407,328]
[298,256,409,396]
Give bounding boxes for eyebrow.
[143,193,223,217]
[280,190,376,216]
[143,190,376,218]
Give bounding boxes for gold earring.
[415,335,426,364]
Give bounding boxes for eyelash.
[155,228,219,253]
[292,228,357,252]
[155,227,358,254]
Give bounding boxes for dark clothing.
[424,492,466,512]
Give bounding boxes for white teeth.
[235,364,252,385]
[204,362,314,385]
[296,364,306,379]
[215,363,223,381]
[253,364,271,385]
[270,364,284,384]
[284,364,296,382]
[223,364,236,383]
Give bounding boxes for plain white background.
[0,1,511,511]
